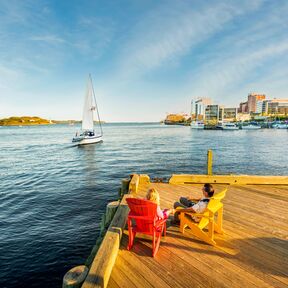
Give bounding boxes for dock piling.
[207,149,213,175]
[62,265,88,288]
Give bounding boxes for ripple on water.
[0,124,287,287]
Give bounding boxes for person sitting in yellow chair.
[173,184,214,222]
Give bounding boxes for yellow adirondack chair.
[179,188,227,245]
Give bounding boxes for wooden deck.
[107,183,288,288]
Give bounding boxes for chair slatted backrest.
[126,198,157,234]
[198,189,227,229]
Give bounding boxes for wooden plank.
[167,226,286,288]
[163,227,271,288]
[119,234,205,288]
[102,180,288,288]
[169,174,288,185]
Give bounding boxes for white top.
[191,197,210,222]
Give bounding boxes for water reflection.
[78,143,102,187]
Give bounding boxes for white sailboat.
[72,75,103,145]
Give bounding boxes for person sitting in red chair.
[126,188,173,257]
[146,188,174,219]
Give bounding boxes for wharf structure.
[63,151,288,288]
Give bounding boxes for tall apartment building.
[191,98,212,120]
[256,100,264,113]
[247,93,266,113]
[238,101,248,113]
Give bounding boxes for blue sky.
[0,0,287,121]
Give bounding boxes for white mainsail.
[82,78,95,131]
[72,74,103,145]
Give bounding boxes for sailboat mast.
[89,74,103,136]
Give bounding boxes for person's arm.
[187,196,201,201]
[156,205,164,219]
[177,207,196,213]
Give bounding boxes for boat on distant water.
[72,75,103,145]
[272,123,288,129]
[241,124,261,130]
[191,121,204,129]
[222,123,239,130]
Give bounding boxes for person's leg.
[180,197,195,207]
[173,201,187,209]
[173,199,188,222]
[173,197,196,223]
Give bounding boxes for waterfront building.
[205,105,221,124]
[238,101,248,113]
[237,113,251,122]
[219,106,224,122]
[223,108,237,122]
[247,93,266,113]
[204,105,237,124]
[263,99,288,115]
[256,100,265,114]
[191,98,212,120]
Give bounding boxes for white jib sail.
[81,78,95,131]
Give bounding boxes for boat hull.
[273,124,288,129]
[72,135,103,145]
[222,123,239,130]
[222,126,239,130]
[191,122,204,129]
[241,126,261,130]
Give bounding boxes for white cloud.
[188,31,288,105]
[117,0,263,78]
[30,35,66,44]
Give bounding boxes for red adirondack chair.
[126,198,167,257]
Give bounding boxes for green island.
[0,116,105,126]
[0,116,52,126]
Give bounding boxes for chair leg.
[208,219,214,242]
[153,231,162,257]
[163,222,167,236]
[127,220,136,250]
[152,230,156,256]
[180,214,187,234]
[190,225,217,246]
[215,207,224,234]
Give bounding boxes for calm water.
[0,123,287,288]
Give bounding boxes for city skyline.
[1,0,288,122]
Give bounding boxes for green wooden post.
[207,150,213,175]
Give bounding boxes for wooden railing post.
[207,150,213,175]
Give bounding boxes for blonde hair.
[146,188,160,205]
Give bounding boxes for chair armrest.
[180,211,212,219]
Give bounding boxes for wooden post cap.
[107,201,120,208]
[62,265,89,288]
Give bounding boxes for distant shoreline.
[0,117,158,126]
[0,116,52,126]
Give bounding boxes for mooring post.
[207,150,213,175]
[62,265,88,288]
